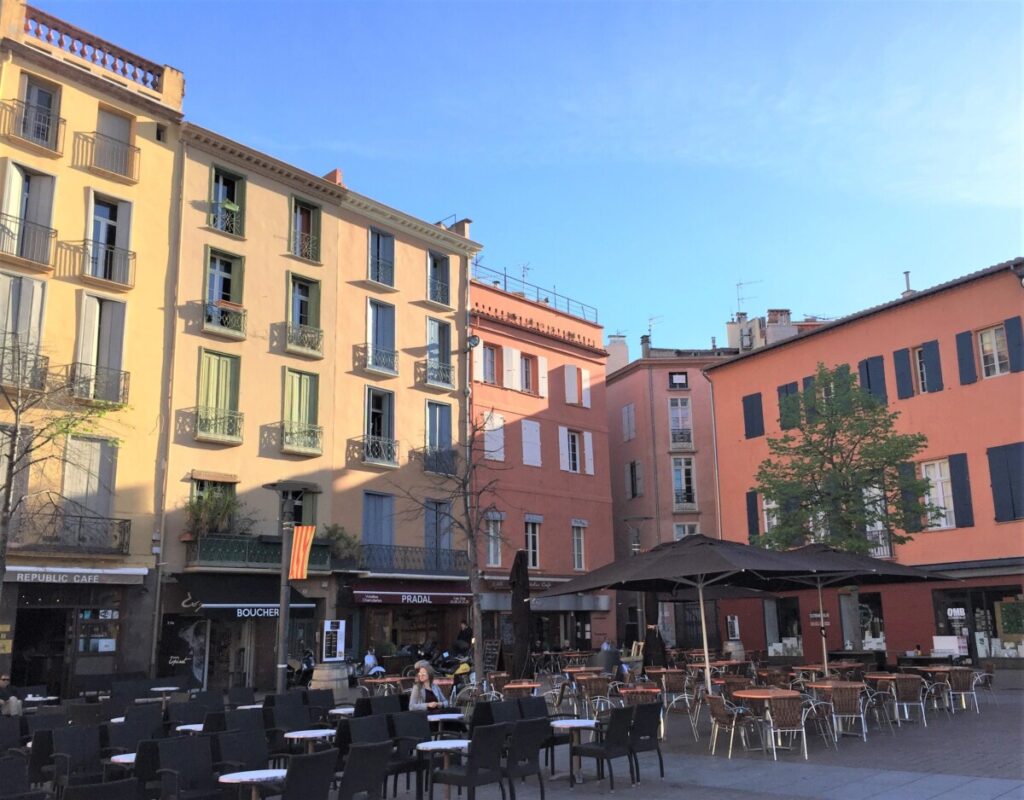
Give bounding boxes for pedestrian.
[363,646,385,677]
[409,664,447,711]
[0,674,22,716]
[299,649,315,687]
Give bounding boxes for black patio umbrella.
[536,534,832,689]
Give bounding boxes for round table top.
[150,686,180,693]
[110,716,125,724]
[620,686,660,693]
[219,769,288,785]
[175,724,204,733]
[236,704,263,710]
[329,707,356,717]
[284,729,335,740]
[427,713,465,722]
[24,695,59,702]
[806,681,866,690]
[865,672,894,679]
[505,682,541,688]
[551,719,598,730]
[564,667,600,674]
[732,688,801,700]
[906,665,954,672]
[363,677,401,684]
[417,739,470,752]
[110,753,136,765]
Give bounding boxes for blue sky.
[49,0,1021,352]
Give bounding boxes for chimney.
[711,336,717,350]
[606,335,629,373]
[322,168,344,186]
[901,270,915,298]
[735,312,747,323]
[448,218,472,238]
[640,334,651,359]
[766,309,791,325]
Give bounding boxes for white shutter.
[629,405,636,439]
[77,293,100,366]
[624,463,632,497]
[558,425,569,471]
[115,200,132,252]
[583,431,594,475]
[522,419,541,467]
[472,340,484,383]
[17,278,44,347]
[97,299,124,371]
[503,346,520,390]
[564,365,579,404]
[23,174,54,227]
[484,411,504,461]
[581,369,591,408]
[97,109,130,142]
[2,165,25,219]
[537,356,548,398]
[636,462,644,497]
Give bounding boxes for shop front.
[352,580,472,658]
[479,582,612,654]
[931,584,1023,661]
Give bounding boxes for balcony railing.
[361,434,399,466]
[292,231,320,262]
[186,533,331,571]
[203,302,247,339]
[370,257,394,287]
[286,323,323,355]
[0,99,65,153]
[82,240,135,288]
[11,510,130,554]
[359,543,468,576]
[867,528,893,559]
[423,446,458,475]
[0,213,56,267]
[670,428,693,450]
[282,421,323,456]
[367,345,398,373]
[211,203,244,236]
[69,362,129,405]
[425,360,454,387]
[0,338,48,390]
[195,407,243,444]
[428,278,450,306]
[673,491,696,508]
[84,132,140,181]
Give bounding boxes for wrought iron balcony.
[195,407,244,444]
[211,203,244,236]
[185,533,331,572]
[69,362,129,405]
[286,323,323,356]
[867,529,893,559]
[84,132,140,181]
[282,421,323,456]
[361,434,399,466]
[370,256,394,287]
[673,491,696,510]
[0,213,56,268]
[425,360,454,388]
[203,302,247,339]
[670,428,693,450]
[358,543,468,576]
[0,338,48,391]
[428,278,450,306]
[292,231,320,262]
[82,240,135,288]
[367,344,398,374]
[11,510,130,554]
[0,99,65,154]
[423,446,458,476]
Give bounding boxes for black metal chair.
[430,722,510,800]
[517,696,571,776]
[502,717,548,800]
[167,702,206,729]
[570,705,634,790]
[306,690,335,722]
[387,712,431,798]
[0,717,22,753]
[265,692,303,710]
[224,707,266,735]
[279,748,337,800]
[189,691,224,713]
[200,711,227,734]
[124,704,165,739]
[0,756,49,800]
[226,687,256,709]
[267,704,326,755]
[490,700,522,725]
[51,725,105,792]
[335,741,392,800]
[627,702,664,782]
[67,701,110,727]
[63,778,136,800]
[213,727,280,773]
[155,735,221,800]
[23,728,55,787]
[132,739,162,800]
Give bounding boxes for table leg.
[443,754,451,800]
[572,730,582,783]
[249,787,260,800]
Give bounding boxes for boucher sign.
[354,590,471,606]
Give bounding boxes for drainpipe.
[646,361,663,544]
[701,366,723,539]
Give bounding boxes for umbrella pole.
[817,581,829,674]
[698,582,713,697]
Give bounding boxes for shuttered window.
[483,411,505,461]
[857,355,887,404]
[521,419,541,467]
[987,443,1024,522]
[742,393,764,439]
[777,381,799,429]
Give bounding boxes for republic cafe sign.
[3,566,147,585]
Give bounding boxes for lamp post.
[264,481,321,695]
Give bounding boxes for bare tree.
[0,334,119,606]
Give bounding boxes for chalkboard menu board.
[482,639,501,674]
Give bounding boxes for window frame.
[209,165,245,237]
[204,246,245,305]
[485,518,502,567]
[668,396,693,449]
[427,251,451,306]
[921,458,955,530]
[673,523,699,540]
[571,525,585,571]
[566,429,581,473]
[482,345,499,385]
[365,386,395,440]
[368,228,395,286]
[197,348,241,412]
[520,354,535,394]
[978,325,1010,378]
[672,455,697,508]
[525,521,540,568]
[289,196,322,263]
[628,460,642,499]
[668,371,689,390]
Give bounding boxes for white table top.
[417,739,470,752]
[24,695,58,702]
[219,769,287,785]
[284,729,335,741]
[427,713,465,722]
[176,723,204,733]
[151,687,180,693]
[110,753,136,765]
[551,719,598,730]
[328,707,355,717]
[110,716,125,724]
[236,704,263,710]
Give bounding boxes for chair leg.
[497,780,506,800]
[801,728,808,760]
[607,758,614,792]
[656,745,664,778]
[538,770,545,800]
[727,723,736,759]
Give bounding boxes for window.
[204,250,245,337]
[369,229,395,286]
[673,523,698,540]
[777,381,800,429]
[290,198,321,261]
[742,393,764,439]
[0,272,45,348]
[559,426,593,474]
[364,388,396,464]
[426,318,453,386]
[621,403,636,441]
[862,486,892,556]
[483,410,505,461]
[857,355,888,403]
[94,109,135,179]
[286,273,322,354]
[361,492,394,547]
[76,608,119,654]
[74,294,126,403]
[283,369,320,454]
[763,498,778,533]
[669,397,692,449]
[20,76,60,150]
[482,345,498,384]
[63,436,117,520]
[672,456,696,508]
[987,443,1024,522]
[566,430,581,473]
[155,124,167,143]
[525,521,540,568]
[197,350,241,441]
[191,478,235,502]
[571,525,585,570]
[424,500,454,568]
[520,355,535,393]
[668,371,688,390]
[210,167,244,235]
[87,194,133,285]
[630,529,641,555]
[485,518,502,567]
[563,364,591,408]
[920,459,954,529]
[979,325,1009,378]
[1,164,55,266]
[428,252,450,305]
[425,401,454,473]
[625,460,643,499]
[367,300,397,372]
[281,488,317,526]
[521,419,541,467]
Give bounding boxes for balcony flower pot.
[179,530,196,542]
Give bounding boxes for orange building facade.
[469,267,615,651]
[707,259,1024,665]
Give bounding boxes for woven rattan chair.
[829,686,867,742]
[705,695,754,759]
[891,675,927,727]
[764,696,808,760]
[948,668,980,714]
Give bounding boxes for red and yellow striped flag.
[289,525,317,580]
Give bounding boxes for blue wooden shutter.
[1004,316,1024,372]
[893,348,914,399]
[948,453,973,528]
[898,462,922,532]
[802,375,817,422]
[858,356,887,403]
[987,443,1024,522]
[746,491,759,542]
[742,393,764,439]
[955,331,977,385]
[777,382,798,429]
[921,340,943,391]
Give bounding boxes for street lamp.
[263,480,321,694]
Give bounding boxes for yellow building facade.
[0,0,183,689]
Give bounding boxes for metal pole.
[698,581,713,695]
[275,518,295,695]
[817,582,829,674]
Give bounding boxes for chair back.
[705,694,733,726]
[517,696,548,720]
[167,701,206,726]
[767,696,803,729]
[283,748,337,800]
[353,696,373,717]
[191,690,224,712]
[369,693,401,716]
[893,675,923,702]
[67,700,109,726]
[829,686,862,715]
[466,722,510,773]
[25,729,54,784]
[124,703,164,738]
[0,717,22,752]
[506,718,548,773]
[600,705,633,750]
[104,717,150,754]
[265,692,303,709]
[14,685,47,700]
[577,675,610,700]
[349,713,390,743]
[272,703,313,733]
[202,710,227,733]
[389,710,431,743]
[948,668,974,692]
[133,739,161,786]
[63,777,136,800]
[225,707,266,733]
[52,724,102,771]
[488,672,510,695]
[662,671,686,693]
[0,755,32,797]
[157,735,216,791]
[307,689,335,714]
[25,709,67,734]
[227,686,256,707]
[629,702,660,750]
[490,699,521,724]
[335,741,392,800]
[214,726,270,772]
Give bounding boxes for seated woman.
[409,664,447,711]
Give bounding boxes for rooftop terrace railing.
[472,263,598,322]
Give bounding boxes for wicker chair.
[721,675,753,703]
[925,678,953,719]
[705,695,755,759]
[576,675,611,719]
[891,675,927,727]
[488,673,511,696]
[829,686,867,742]
[764,696,808,760]
[948,668,980,714]
[863,687,895,735]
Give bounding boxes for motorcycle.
[432,648,473,690]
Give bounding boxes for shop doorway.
[932,585,1020,661]
[12,608,69,691]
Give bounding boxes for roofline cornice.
[607,353,735,383]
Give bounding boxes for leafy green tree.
[754,362,939,554]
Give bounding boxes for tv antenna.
[518,263,531,284]
[736,280,762,314]
[647,316,663,338]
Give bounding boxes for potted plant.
[181,490,252,541]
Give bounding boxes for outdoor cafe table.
[219,768,287,800]
[905,665,954,679]
[805,680,865,699]
[150,686,180,709]
[284,728,335,754]
[417,739,470,800]
[328,706,356,718]
[503,682,541,699]
[550,719,597,782]
[427,712,465,738]
[175,723,204,734]
[109,753,135,766]
[362,676,401,695]
[236,703,263,710]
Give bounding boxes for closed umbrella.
[509,549,531,679]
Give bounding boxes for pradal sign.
[354,590,471,606]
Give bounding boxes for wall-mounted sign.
[322,620,346,662]
[809,611,831,628]
[353,590,471,606]
[4,566,146,585]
